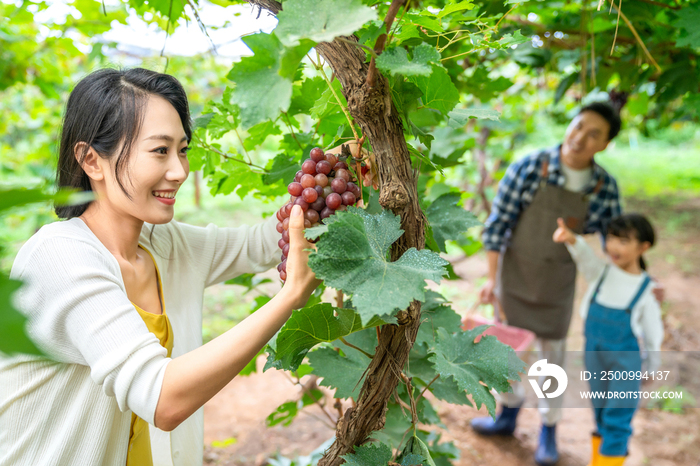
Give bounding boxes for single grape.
[337,204,347,211]
[310,197,326,211]
[277,262,283,272]
[278,238,286,249]
[283,203,293,217]
[334,161,348,170]
[301,159,317,175]
[305,209,320,223]
[326,192,342,210]
[276,222,284,234]
[304,219,311,228]
[300,174,315,189]
[322,186,333,198]
[283,217,290,230]
[276,210,284,222]
[288,182,303,196]
[335,168,350,182]
[293,197,310,211]
[331,178,347,194]
[302,187,318,203]
[347,181,360,197]
[315,173,329,187]
[320,206,333,219]
[282,243,290,256]
[316,160,332,175]
[294,170,303,182]
[325,153,338,166]
[310,147,325,162]
[314,185,324,197]
[279,259,287,273]
[280,270,287,281]
[282,229,290,243]
[280,253,286,262]
[341,191,356,206]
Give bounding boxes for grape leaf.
[425,193,482,252]
[376,43,441,77]
[307,328,376,399]
[262,153,300,186]
[279,39,315,79]
[428,327,525,417]
[447,107,501,127]
[226,33,292,129]
[437,0,475,18]
[415,290,462,346]
[408,345,471,406]
[266,388,325,426]
[408,64,460,115]
[674,5,700,48]
[341,442,392,466]
[271,303,383,371]
[308,207,449,324]
[275,0,378,47]
[0,274,44,356]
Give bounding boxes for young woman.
[0,68,319,466]
[553,214,664,466]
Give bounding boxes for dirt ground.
[202,199,700,466]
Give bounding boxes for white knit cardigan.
[0,216,279,466]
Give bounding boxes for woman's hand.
[282,205,322,309]
[553,218,577,245]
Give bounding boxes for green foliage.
[308,207,449,324]
[265,302,383,371]
[341,443,392,466]
[428,326,526,417]
[266,388,326,426]
[275,0,377,46]
[425,193,482,253]
[0,274,43,356]
[376,43,442,77]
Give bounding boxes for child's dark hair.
[55,68,191,219]
[579,101,621,140]
[606,213,655,270]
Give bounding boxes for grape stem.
[339,337,374,359]
[281,112,304,151]
[309,52,361,142]
[414,374,440,404]
[367,0,407,88]
[193,135,267,171]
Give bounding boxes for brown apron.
[496,159,602,340]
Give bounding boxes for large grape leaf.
[0,274,43,356]
[275,0,377,47]
[425,193,482,252]
[408,64,460,115]
[428,327,525,417]
[341,442,392,466]
[226,33,292,129]
[408,344,471,406]
[415,290,462,346]
[308,207,449,324]
[307,328,376,399]
[270,303,383,371]
[447,107,501,127]
[376,43,441,77]
[674,5,700,48]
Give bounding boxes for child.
[553,213,663,466]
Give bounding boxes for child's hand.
[552,218,577,245]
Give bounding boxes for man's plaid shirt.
[482,145,622,252]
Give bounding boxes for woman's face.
[102,95,189,224]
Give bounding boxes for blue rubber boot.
[470,406,520,436]
[534,424,560,465]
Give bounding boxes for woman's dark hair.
[579,101,621,141]
[55,68,191,219]
[606,213,656,270]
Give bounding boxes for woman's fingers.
[557,217,566,229]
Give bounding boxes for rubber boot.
[597,455,625,466]
[586,434,602,466]
[470,406,520,436]
[534,424,559,465]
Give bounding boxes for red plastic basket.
[461,303,536,352]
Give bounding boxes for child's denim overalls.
[584,265,651,457]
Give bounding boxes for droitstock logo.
[528,359,568,399]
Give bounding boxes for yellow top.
[126,246,173,466]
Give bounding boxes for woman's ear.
[639,241,651,254]
[74,142,104,182]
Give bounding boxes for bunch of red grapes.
[275,147,361,281]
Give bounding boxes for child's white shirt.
[565,235,664,371]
